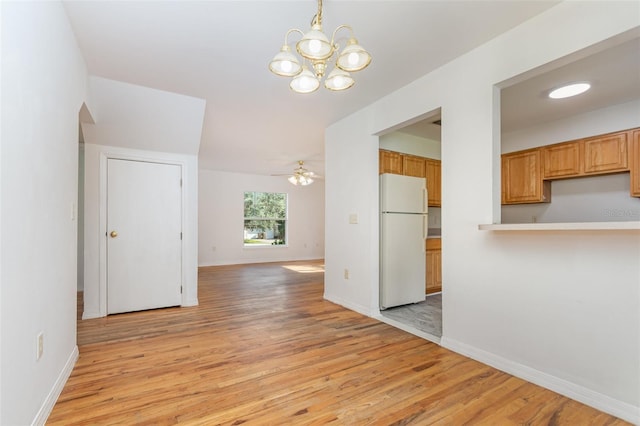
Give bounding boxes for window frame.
[243,191,288,247]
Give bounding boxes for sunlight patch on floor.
[281,264,325,273]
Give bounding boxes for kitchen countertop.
[427,228,441,238]
[478,221,640,231]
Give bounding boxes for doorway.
[106,158,183,314]
[378,109,443,341]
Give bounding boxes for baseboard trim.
[32,345,79,425]
[82,310,102,319]
[441,337,640,425]
[198,257,325,268]
[182,298,198,307]
[323,293,372,318]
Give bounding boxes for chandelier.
[269,0,372,94]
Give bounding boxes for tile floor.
[380,293,442,337]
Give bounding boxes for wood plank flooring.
[49,260,628,425]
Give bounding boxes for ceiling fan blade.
[271,160,323,181]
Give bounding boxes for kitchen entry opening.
[243,191,287,246]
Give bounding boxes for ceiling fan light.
[269,45,302,77]
[288,175,299,185]
[336,38,371,72]
[297,25,333,60]
[324,67,354,91]
[290,66,320,94]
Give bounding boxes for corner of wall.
[32,347,79,426]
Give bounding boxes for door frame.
[97,151,187,317]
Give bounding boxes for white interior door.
[107,159,182,314]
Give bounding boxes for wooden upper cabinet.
[379,150,403,174]
[583,131,629,174]
[403,155,442,207]
[379,149,442,206]
[402,155,426,177]
[425,159,441,207]
[542,141,582,179]
[502,127,639,204]
[502,148,550,204]
[631,130,640,197]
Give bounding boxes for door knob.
[110,231,118,238]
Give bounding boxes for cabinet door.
[632,130,640,197]
[425,238,441,294]
[502,149,550,204]
[379,150,403,174]
[583,131,629,174]
[433,250,442,291]
[402,155,426,177]
[542,141,582,179]
[425,159,441,207]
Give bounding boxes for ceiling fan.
[272,160,322,186]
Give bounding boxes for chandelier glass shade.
[290,66,321,93]
[268,44,302,77]
[269,0,371,94]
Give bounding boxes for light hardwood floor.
[49,260,628,425]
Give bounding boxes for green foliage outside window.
[243,192,287,246]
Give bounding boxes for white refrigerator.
[380,173,428,310]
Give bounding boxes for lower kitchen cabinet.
[426,238,442,294]
[632,130,640,197]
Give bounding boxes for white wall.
[324,2,640,423]
[1,2,88,424]
[82,79,204,319]
[379,132,441,160]
[82,77,206,155]
[77,144,85,290]
[502,99,640,153]
[199,170,324,266]
[502,100,640,223]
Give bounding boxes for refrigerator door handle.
[423,188,428,211]
[423,215,429,241]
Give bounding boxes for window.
[243,192,287,246]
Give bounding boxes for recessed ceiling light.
[548,82,591,99]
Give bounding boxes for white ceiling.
[395,34,640,142]
[63,0,564,176]
[501,35,640,134]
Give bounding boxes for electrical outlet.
[36,332,44,361]
[344,269,349,280]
